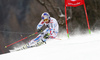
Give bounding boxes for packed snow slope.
[0,30,100,60]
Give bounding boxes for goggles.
[44,19,48,22]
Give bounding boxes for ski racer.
[28,12,59,47]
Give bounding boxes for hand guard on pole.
[37,28,42,33]
[44,33,50,39]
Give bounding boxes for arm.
[49,19,57,35]
[37,20,44,30]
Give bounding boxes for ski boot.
[35,40,46,47]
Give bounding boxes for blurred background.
[0,0,100,54]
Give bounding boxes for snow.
[0,30,100,60]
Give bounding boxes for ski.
[15,40,46,51]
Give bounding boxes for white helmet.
[41,12,50,21]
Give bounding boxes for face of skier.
[44,19,49,23]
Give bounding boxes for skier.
[28,12,59,47]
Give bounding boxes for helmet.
[41,12,50,22]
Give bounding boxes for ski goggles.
[44,19,48,22]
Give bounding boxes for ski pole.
[5,32,38,48]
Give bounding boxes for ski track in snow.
[0,30,100,60]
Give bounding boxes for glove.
[44,33,50,39]
[46,25,50,28]
[37,28,42,33]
